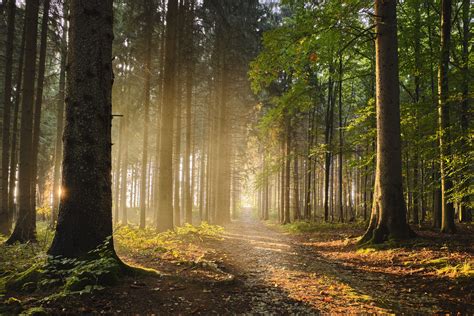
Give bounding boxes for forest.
[0,0,472,314]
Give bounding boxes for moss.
[5,264,45,292]
[21,307,48,316]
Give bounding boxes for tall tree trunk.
[0,0,16,235]
[324,65,335,222]
[360,0,412,244]
[7,19,26,230]
[459,0,471,223]
[183,0,194,225]
[338,55,344,223]
[283,119,291,224]
[31,0,51,216]
[304,107,315,220]
[52,2,68,226]
[139,0,153,229]
[438,0,455,233]
[157,0,178,231]
[7,0,40,244]
[293,149,300,221]
[48,0,116,257]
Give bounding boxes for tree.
[156,0,179,232]
[438,0,455,234]
[6,0,40,244]
[360,0,412,244]
[31,0,51,219]
[52,0,68,225]
[48,0,116,257]
[139,0,154,229]
[0,0,16,235]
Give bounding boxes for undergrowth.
[115,222,223,259]
[279,220,366,234]
[1,221,224,313]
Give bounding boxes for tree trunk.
[338,55,344,223]
[438,0,456,234]
[48,0,115,257]
[6,0,40,244]
[283,119,291,224]
[360,0,412,244]
[459,0,471,223]
[139,0,153,229]
[293,149,300,221]
[7,19,26,231]
[31,0,51,218]
[156,0,178,231]
[52,2,68,226]
[324,65,335,222]
[0,0,17,235]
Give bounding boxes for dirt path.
[43,209,472,314]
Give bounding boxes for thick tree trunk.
[48,0,115,257]
[6,0,40,244]
[156,0,178,231]
[0,0,16,235]
[360,0,412,244]
[438,0,456,234]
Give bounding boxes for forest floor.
[1,209,473,314]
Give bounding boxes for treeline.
[250,0,472,233]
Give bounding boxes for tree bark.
[360,0,412,244]
[48,0,116,257]
[6,0,40,244]
[31,0,51,217]
[0,0,16,235]
[438,0,456,234]
[459,0,471,223]
[156,0,178,231]
[52,2,68,226]
[7,18,26,232]
[139,0,153,229]
[183,0,195,225]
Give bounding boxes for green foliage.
[281,220,366,234]
[114,223,223,259]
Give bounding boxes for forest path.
[52,209,470,314]
[203,208,453,314]
[206,210,393,314]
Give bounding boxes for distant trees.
[0,0,470,244]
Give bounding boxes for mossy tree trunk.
[48,0,116,258]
